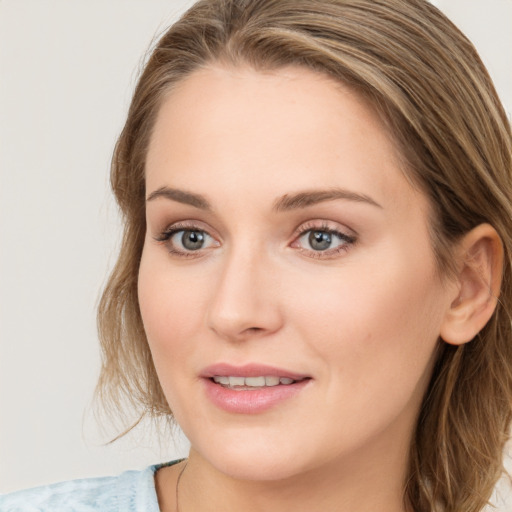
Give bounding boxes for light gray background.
[1,0,511,505]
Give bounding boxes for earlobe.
[440,224,503,346]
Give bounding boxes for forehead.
[145,64,426,215]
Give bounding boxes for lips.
[201,363,312,413]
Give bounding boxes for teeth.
[229,376,245,387]
[245,376,266,387]
[265,376,280,386]
[212,375,298,388]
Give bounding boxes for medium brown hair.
[96,1,512,510]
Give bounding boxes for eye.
[303,230,337,251]
[291,222,356,258]
[174,230,211,251]
[155,225,219,257]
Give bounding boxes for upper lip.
[201,363,310,380]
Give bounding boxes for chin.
[188,427,316,482]
[210,451,308,482]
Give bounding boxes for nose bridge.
[207,237,282,340]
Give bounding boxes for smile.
[211,376,300,388]
[201,363,312,413]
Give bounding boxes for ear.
[440,224,503,346]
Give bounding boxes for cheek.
[286,244,446,400]
[291,262,442,343]
[137,248,207,366]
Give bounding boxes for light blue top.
[0,461,179,512]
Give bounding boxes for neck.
[178,437,411,512]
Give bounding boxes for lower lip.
[203,378,310,414]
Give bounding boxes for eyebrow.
[146,186,212,210]
[272,188,382,212]
[146,186,382,211]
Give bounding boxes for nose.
[206,244,284,342]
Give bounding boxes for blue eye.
[305,230,336,251]
[156,227,217,256]
[294,226,356,257]
[175,230,208,251]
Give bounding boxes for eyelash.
[154,221,216,259]
[154,221,357,260]
[291,221,357,259]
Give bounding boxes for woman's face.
[139,65,456,480]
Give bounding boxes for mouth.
[210,375,308,390]
[201,363,312,413]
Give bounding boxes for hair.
[96,0,512,510]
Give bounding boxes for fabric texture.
[0,460,180,512]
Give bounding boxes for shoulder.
[0,462,178,512]
[0,474,121,512]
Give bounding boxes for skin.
[138,64,466,512]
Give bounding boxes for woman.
[2,0,511,511]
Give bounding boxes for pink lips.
[201,363,311,414]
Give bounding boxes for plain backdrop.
[1,0,511,505]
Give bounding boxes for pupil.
[182,231,205,250]
[309,231,331,251]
